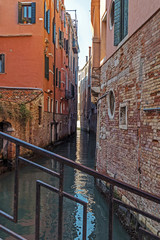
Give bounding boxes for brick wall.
[96,11,160,232]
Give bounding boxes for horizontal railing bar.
[0,210,14,222]
[113,198,160,223]
[0,132,160,204]
[19,157,60,178]
[37,180,87,206]
[139,227,160,240]
[0,224,27,240]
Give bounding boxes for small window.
[0,54,5,73]
[47,97,50,112]
[109,0,114,30]
[60,102,62,114]
[51,99,53,113]
[45,54,49,80]
[108,90,115,119]
[18,2,36,24]
[56,68,58,86]
[56,100,58,113]
[59,71,61,88]
[119,104,127,129]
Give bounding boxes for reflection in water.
[0,130,130,240]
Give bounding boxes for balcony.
[72,38,78,54]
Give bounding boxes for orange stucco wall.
[0,0,44,89]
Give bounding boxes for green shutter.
[48,10,50,33]
[31,2,36,24]
[18,2,22,24]
[114,0,121,46]
[123,0,128,38]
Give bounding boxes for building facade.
[0,0,78,163]
[91,0,160,234]
[78,47,97,133]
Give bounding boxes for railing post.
[35,182,41,240]
[14,144,20,223]
[108,184,114,240]
[58,163,64,240]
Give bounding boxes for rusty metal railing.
[0,131,160,240]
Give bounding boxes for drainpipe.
[52,0,56,142]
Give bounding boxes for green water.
[0,130,130,240]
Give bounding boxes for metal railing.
[0,131,160,240]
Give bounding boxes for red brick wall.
[96,11,160,229]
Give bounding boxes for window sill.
[119,125,128,130]
[0,72,6,74]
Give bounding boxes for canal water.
[0,130,130,240]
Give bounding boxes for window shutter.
[18,2,22,23]
[48,10,50,33]
[45,54,49,80]
[61,32,64,48]
[59,71,61,88]
[123,0,128,38]
[31,2,36,24]
[64,13,66,28]
[2,55,5,73]
[56,68,58,86]
[46,10,48,32]
[59,28,61,45]
[57,0,59,11]
[114,0,121,46]
[44,1,46,29]
[53,18,56,44]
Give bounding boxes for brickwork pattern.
[96,11,160,231]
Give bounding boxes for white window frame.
[119,102,128,130]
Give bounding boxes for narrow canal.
[0,130,130,240]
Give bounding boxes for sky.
[65,0,92,69]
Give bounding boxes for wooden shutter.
[59,71,61,88]
[46,10,48,32]
[45,54,49,80]
[59,28,61,45]
[48,10,50,33]
[18,2,22,23]
[31,2,36,24]
[114,0,121,46]
[56,68,58,86]
[123,0,128,38]
[61,32,64,48]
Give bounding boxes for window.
[38,106,42,125]
[114,0,128,46]
[71,83,75,98]
[119,104,127,129]
[60,102,62,114]
[52,18,56,44]
[108,90,115,119]
[56,100,58,113]
[51,99,53,113]
[45,54,49,80]
[18,2,36,24]
[56,0,59,11]
[59,71,61,88]
[0,54,5,73]
[44,2,50,33]
[59,29,64,48]
[56,68,58,86]
[109,0,115,30]
[47,97,50,112]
